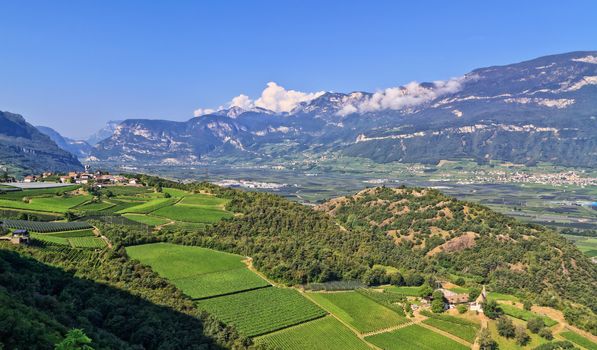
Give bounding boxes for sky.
[0,1,596,139]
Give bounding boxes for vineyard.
[1,219,92,232]
[152,204,232,223]
[196,287,326,337]
[365,324,469,350]
[420,311,480,343]
[499,303,558,326]
[255,316,370,350]
[116,198,177,214]
[30,230,106,249]
[307,291,408,333]
[173,268,270,299]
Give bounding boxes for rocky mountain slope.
[0,111,83,173]
[90,51,597,167]
[36,126,93,158]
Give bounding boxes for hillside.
[89,51,597,167]
[0,111,83,173]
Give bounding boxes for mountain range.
[89,51,597,167]
[2,51,597,173]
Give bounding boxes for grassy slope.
[307,291,407,333]
[365,324,469,350]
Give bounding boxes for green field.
[152,204,232,223]
[196,287,326,337]
[0,195,91,213]
[125,243,245,279]
[383,285,425,297]
[563,235,597,257]
[122,214,171,226]
[499,303,557,326]
[125,243,268,298]
[255,316,370,350]
[68,236,107,248]
[422,313,480,343]
[47,229,95,238]
[173,268,270,299]
[162,187,189,198]
[307,291,407,333]
[31,231,106,249]
[487,292,519,302]
[489,316,550,350]
[1,220,92,233]
[76,200,115,211]
[0,185,79,201]
[178,193,229,207]
[365,324,469,350]
[560,331,597,350]
[117,198,176,214]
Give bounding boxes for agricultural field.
[30,230,106,249]
[122,213,171,226]
[365,324,469,350]
[356,289,406,315]
[196,287,326,337]
[420,311,480,343]
[560,330,597,350]
[383,285,426,297]
[152,205,232,223]
[499,303,558,326]
[178,193,228,207]
[125,243,268,298]
[116,198,177,214]
[0,194,91,213]
[487,292,520,302]
[307,291,408,333]
[255,316,370,350]
[0,185,79,201]
[75,200,115,211]
[563,234,597,257]
[1,219,92,232]
[173,268,269,299]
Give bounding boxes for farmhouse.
[10,229,30,245]
[439,288,469,307]
[470,285,487,312]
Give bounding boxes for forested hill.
[146,181,596,334]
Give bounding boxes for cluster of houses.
[21,170,140,186]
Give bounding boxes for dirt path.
[471,314,489,350]
[93,227,112,249]
[531,305,597,343]
[154,219,175,231]
[419,321,473,348]
[244,257,283,288]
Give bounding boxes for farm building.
[10,229,30,245]
[439,288,469,306]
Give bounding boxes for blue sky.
[1,0,596,138]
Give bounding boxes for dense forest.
[0,243,250,349]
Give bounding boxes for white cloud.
[193,82,325,116]
[253,82,325,113]
[193,108,215,117]
[350,77,467,115]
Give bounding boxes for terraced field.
[255,316,370,350]
[1,220,92,232]
[560,330,597,350]
[365,324,469,350]
[499,303,558,326]
[0,195,91,213]
[196,287,326,337]
[122,213,171,226]
[152,205,232,223]
[125,243,268,298]
[117,198,177,214]
[420,311,480,343]
[31,230,106,249]
[307,291,408,333]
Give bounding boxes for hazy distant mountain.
[0,111,83,173]
[86,120,123,145]
[36,126,93,158]
[91,51,597,167]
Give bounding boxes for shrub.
[456,304,467,314]
[523,300,533,311]
[497,316,515,338]
[478,329,498,350]
[483,300,502,319]
[528,317,545,333]
[538,327,553,340]
[515,326,530,346]
[455,277,465,286]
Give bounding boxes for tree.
[418,284,433,297]
[431,290,445,313]
[523,300,532,311]
[455,277,466,286]
[469,287,481,301]
[496,316,515,338]
[527,317,545,333]
[515,326,530,346]
[478,329,498,350]
[55,329,94,350]
[456,304,468,314]
[482,300,502,319]
[64,211,77,222]
[404,273,424,286]
[389,272,404,286]
[538,327,553,340]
